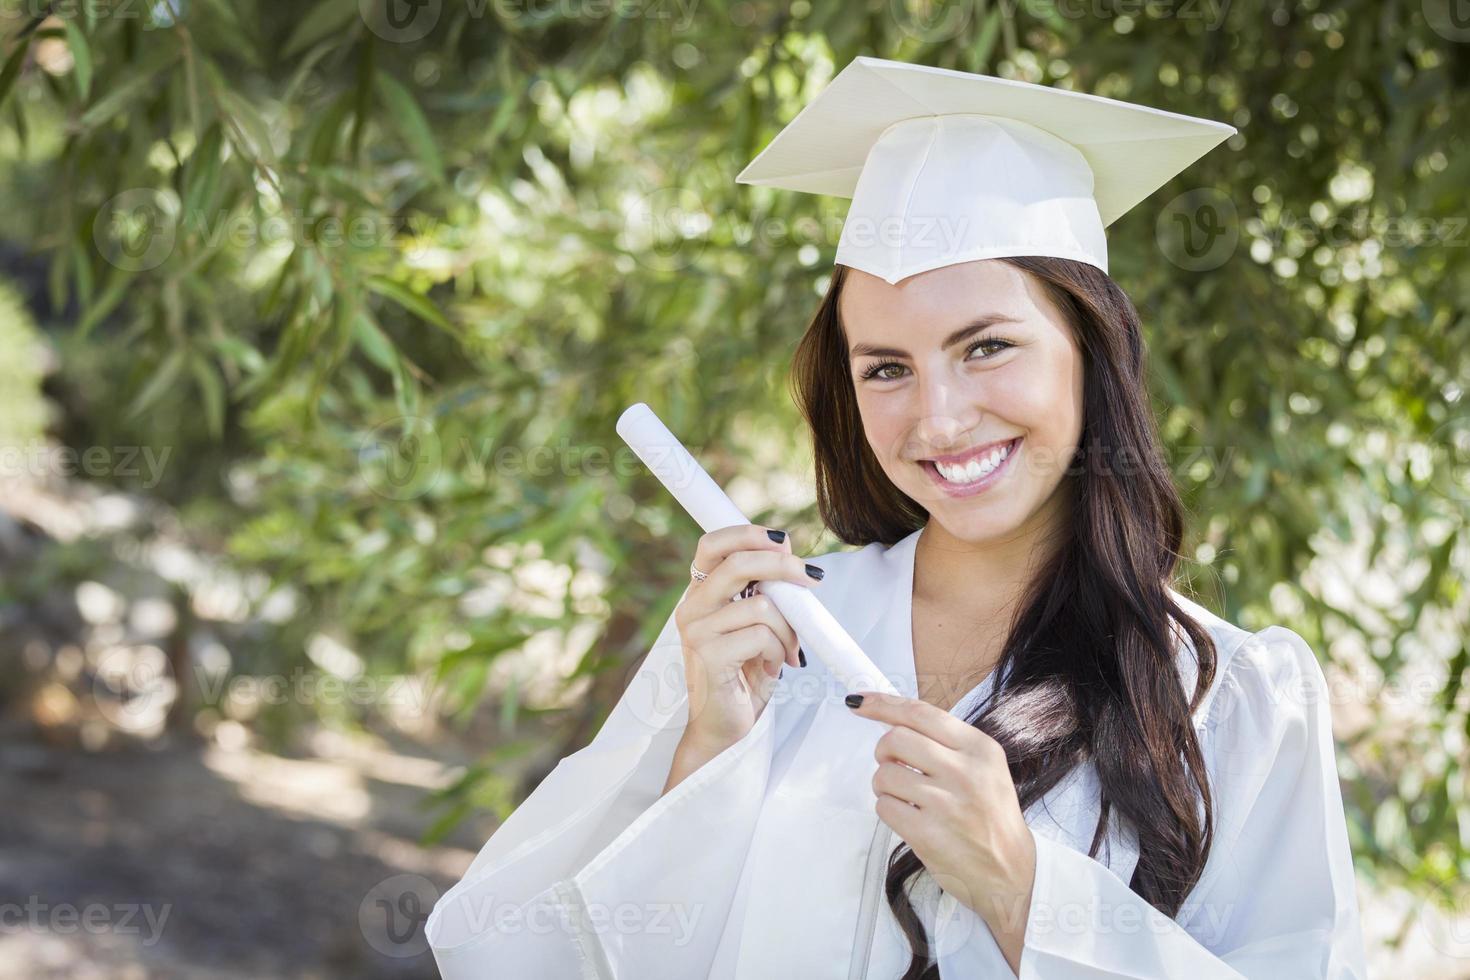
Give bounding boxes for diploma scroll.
[616,402,898,697]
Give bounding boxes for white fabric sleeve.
[1015,625,1368,979]
[426,595,779,979]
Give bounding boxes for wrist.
[661,727,734,797]
[678,724,740,761]
[968,826,1036,975]
[952,823,1037,930]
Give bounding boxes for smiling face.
[839,259,1086,548]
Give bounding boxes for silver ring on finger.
[690,560,710,583]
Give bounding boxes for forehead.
[838,260,1050,342]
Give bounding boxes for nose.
[913,372,978,453]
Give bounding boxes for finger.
[874,793,920,838]
[683,525,792,616]
[845,691,974,750]
[741,651,782,697]
[874,724,957,777]
[704,622,787,679]
[872,760,937,809]
[692,549,823,618]
[707,548,822,599]
[692,524,792,580]
[703,594,801,667]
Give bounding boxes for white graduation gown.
[426,524,1367,979]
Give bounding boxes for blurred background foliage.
[0,0,1468,972]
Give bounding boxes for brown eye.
[859,361,905,381]
[967,337,1016,359]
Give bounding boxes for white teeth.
[934,441,1012,485]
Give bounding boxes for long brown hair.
[790,258,1218,977]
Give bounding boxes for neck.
[913,485,1072,628]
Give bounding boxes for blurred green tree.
[0,274,46,448]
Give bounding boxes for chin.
[899,479,1019,535]
[925,507,1022,545]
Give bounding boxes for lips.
[918,437,1021,467]
[917,437,1022,497]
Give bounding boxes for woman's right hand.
[672,524,825,757]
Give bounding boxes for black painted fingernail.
[805,563,824,580]
[767,528,787,543]
[845,694,863,708]
[798,648,807,667]
[779,667,785,680]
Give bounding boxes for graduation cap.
[735,56,1237,282]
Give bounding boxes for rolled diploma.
[616,402,898,696]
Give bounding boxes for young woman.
[427,255,1366,979]
[427,58,1366,979]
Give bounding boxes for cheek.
[1031,348,1082,427]
[988,370,1070,436]
[855,390,906,460]
[991,357,1084,468]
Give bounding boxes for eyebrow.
[847,314,1024,361]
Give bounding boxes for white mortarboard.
[735,56,1237,282]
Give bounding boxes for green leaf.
[373,70,445,183]
[307,90,353,167]
[11,96,27,149]
[281,33,340,106]
[217,88,277,163]
[210,334,267,376]
[0,36,33,112]
[391,354,418,419]
[78,57,175,130]
[366,275,454,334]
[282,0,359,57]
[420,799,472,847]
[69,235,94,307]
[127,347,187,418]
[192,0,248,37]
[190,353,226,438]
[497,669,520,730]
[453,659,491,722]
[183,123,225,218]
[47,243,69,314]
[76,268,131,340]
[971,8,1003,69]
[64,20,92,101]
[349,34,375,161]
[353,311,399,372]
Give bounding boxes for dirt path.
[0,727,497,979]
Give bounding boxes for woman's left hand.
[846,690,1036,972]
